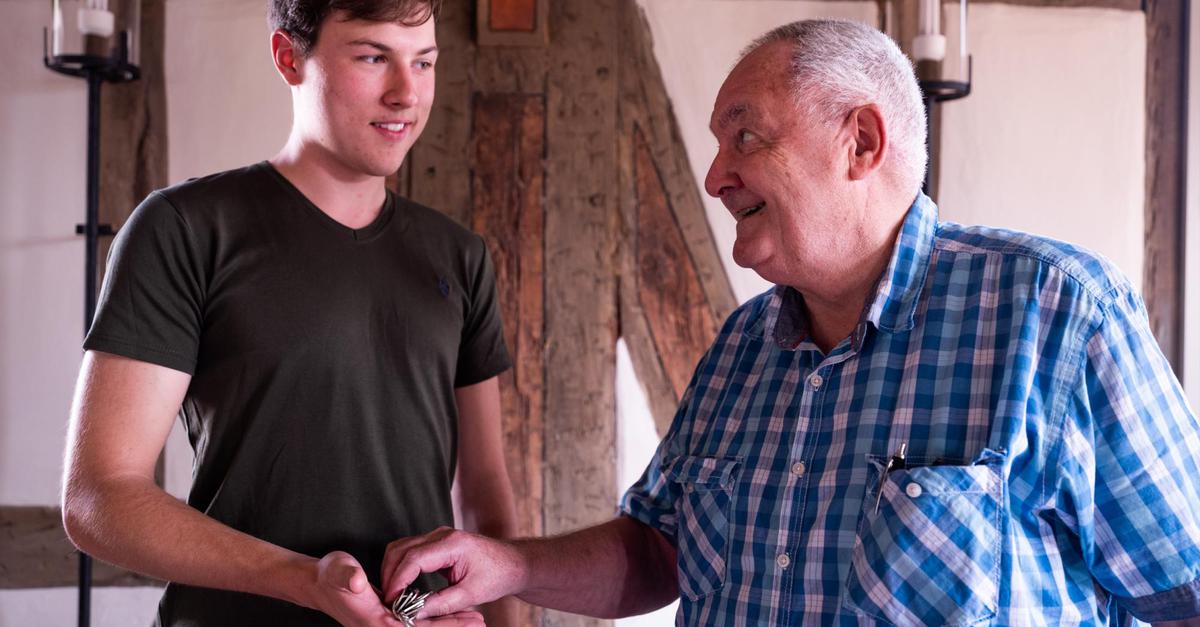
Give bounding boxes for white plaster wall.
[938,5,1146,291]
[0,0,87,508]
[165,0,291,184]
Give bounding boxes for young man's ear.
[271,29,304,86]
[845,103,888,181]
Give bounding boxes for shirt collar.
[758,192,937,350]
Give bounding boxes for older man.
[380,19,1200,625]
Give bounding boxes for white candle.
[78,3,114,38]
[913,0,946,62]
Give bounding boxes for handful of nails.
[390,588,432,626]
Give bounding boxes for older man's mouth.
[737,202,765,219]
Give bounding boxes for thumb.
[319,552,369,594]
[341,564,368,594]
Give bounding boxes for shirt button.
[809,374,823,389]
[776,553,791,569]
[906,482,923,498]
[791,461,806,477]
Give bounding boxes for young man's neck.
[269,139,390,230]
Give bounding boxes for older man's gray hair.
[743,19,928,193]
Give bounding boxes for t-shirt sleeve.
[83,191,205,375]
[1055,288,1200,622]
[454,236,512,387]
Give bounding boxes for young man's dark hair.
[268,0,442,55]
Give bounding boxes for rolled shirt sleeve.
[1056,288,1200,621]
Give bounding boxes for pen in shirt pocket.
[874,441,907,515]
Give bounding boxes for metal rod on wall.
[43,4,139,623]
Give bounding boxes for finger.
[417,610,485,626]
[413,587,476,620]
[381,536,426,593]
[382,544,461,603]
[382,528,454,593]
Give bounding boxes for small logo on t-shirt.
[438,277,451,298]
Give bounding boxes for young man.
[61,1,515,625]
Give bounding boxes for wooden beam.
[409,3,554,622]
[98,0,167,278]
[470,95,547,622]
[406,0,476,227]
[1144,0,1188,373]
[0,506,159,589]
[541,0,620,624]
[633,128,720,402]
[616,2,738,437]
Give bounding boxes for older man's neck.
[803,287,871,354]
[800,239,897,353]
[802,191,911,353]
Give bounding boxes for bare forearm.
[462,486,520,626]
[63,475,318,608]
[515,517,678,618]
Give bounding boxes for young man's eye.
[358,55,387,64]
[415,59,435,71]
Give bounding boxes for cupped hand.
[380,527,525,619]
[308,551,404,626]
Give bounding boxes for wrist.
[506,538,537,599]
[264,552,322,610]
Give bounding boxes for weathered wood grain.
[0,506,160,588]
[471,91,547,552]
[1143,0,1187,373]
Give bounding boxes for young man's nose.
[384,68,419,109]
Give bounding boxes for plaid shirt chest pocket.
[664,455,741,601]
[843,449,1006,626]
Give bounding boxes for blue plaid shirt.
[621,194,1200,625]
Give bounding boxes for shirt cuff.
[1121,579,1200,622]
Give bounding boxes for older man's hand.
[381,527,527,619]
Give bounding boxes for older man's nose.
[705,154,740,198]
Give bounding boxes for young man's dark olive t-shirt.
[84,162,511,625]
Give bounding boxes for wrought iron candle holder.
[43,2,140,626]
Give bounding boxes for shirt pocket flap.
[664,456,741,490]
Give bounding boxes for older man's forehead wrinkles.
[715,103,752,131]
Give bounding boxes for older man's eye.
[737,130,755,145]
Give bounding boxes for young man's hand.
[380,527,526,619]
[304,551,398,626]
[306,551,484,626]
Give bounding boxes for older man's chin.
[733,247,783,286]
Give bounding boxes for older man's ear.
[846,103,888,181]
